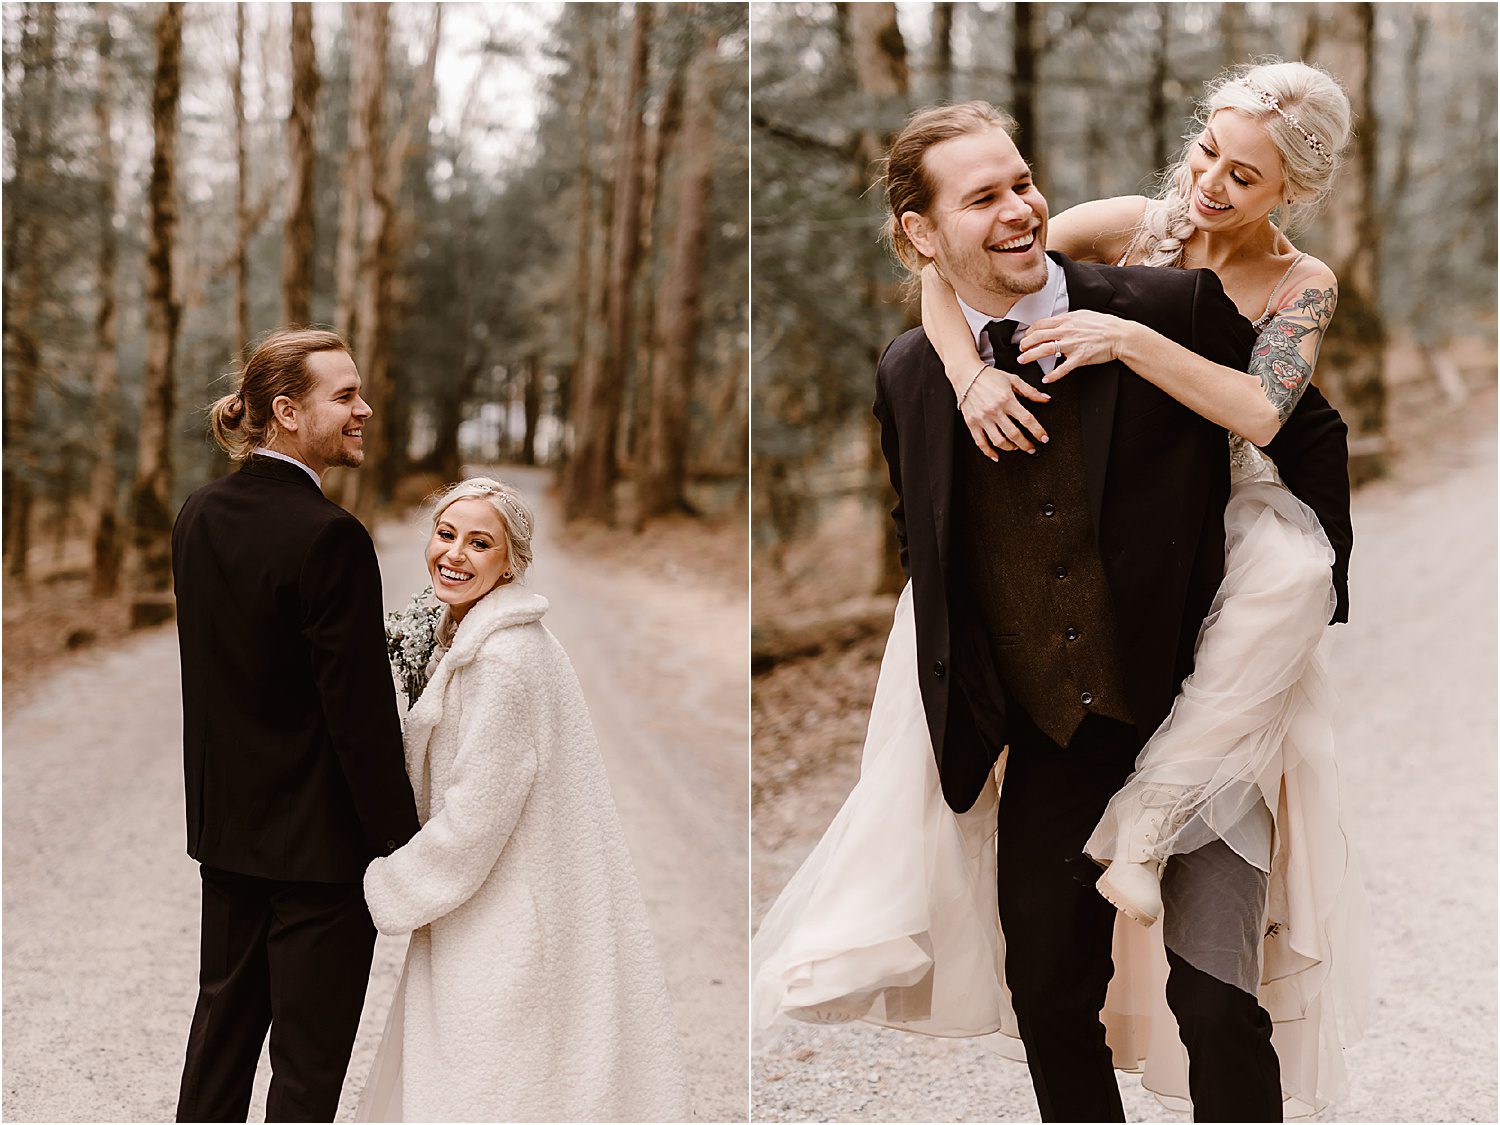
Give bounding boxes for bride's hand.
[954,365,1052,460]
[1018,311,1135,383]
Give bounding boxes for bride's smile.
[426,498,512,620]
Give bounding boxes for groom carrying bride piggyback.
[860,99,1354,1120]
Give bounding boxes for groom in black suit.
[173,328,419,1121]
[873,104,1351,1121]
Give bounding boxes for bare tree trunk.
[1078,5,1108,201]
[1307,3,1387,483]
[282,2,318,326]
[3,3,55,581]
[345,3,391,527]
[333,3,368,345]
[569,14,599,466]
[521,354,541,465]
[126,1,184,609]
[1148,4,1171,173]
[931,2,953,102]
[1220,2,1246,68]
[232,4,250,359]
[91,2,123,598]
[371,4,443,505]
[626,50,686,470]
[849,2,908,169]
[1011,1,1041,180]
[1384,9,1428,209]
[565,3,651,523]
[849,2,910,596]
[639,28,719,522]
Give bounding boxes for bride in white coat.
[357,478,689,1123]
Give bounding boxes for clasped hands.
[954,310,1132,461]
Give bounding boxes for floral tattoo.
[1249,284,1338,423]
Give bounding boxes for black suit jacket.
[172,456,420,882]
[873,253,1353,813]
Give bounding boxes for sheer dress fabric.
[752,524,1367,1116]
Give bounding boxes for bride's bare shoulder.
[1048,195,1151,263]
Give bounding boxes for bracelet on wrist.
[957,363,988,410]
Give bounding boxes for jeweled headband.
[1241,80,1335,166]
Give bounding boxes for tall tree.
[126,1,184,606]
[627,41,687,466]
[232,4,250,358]
[3,3,56,580]
[90,2,122,598]
[282,2,318,326]
[639,25,720,521]
[849,2,910,596]
[569,10,601,461]
[345,2,391,525]
[931,3,954,102]
[1309,3,1388,483]
[1011,1,1042,180]
[334,3,373,346]
[1221,2,1247,68]
[565,2,651,522]
[1148,4,1171,173]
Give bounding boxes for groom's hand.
[956,366,1051,460]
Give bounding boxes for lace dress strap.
[1251,252,1307,330]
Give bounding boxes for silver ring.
[1053,343,1062,359]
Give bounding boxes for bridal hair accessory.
[433,476,537,581]
[1241,80,1334,165]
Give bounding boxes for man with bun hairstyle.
[172,327,419,1121]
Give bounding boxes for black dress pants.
[177,865,377,1123]
[995,710,1282,1123]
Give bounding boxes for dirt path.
[2,465,748,1122]
[752,399,1498,1122]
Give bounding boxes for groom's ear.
[901,210,937,261]
[270,394,300,433]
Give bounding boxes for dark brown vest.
[952,355,1132,746]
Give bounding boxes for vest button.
[1081,691,1094,705]
[1055,565,1068,580]
[1066,627,1080,642]
[933,660,946,678]
[1041,503,1056,517]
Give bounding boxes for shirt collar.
[252,447,322,488]
[955,254,1066,348]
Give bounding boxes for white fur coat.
[357,584,689,1122]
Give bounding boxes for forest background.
[751,1,1498,798]
[2,0,749,681]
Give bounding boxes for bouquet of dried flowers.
[385,585,442,704]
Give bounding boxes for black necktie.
[984,318,1045,389]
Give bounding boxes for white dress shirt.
[955,255,1070,378]
[253,446,322,488]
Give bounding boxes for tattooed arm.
[1016,260,1339,446]
[1249,277,1339,426]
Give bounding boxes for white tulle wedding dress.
[751,440,1369,1118]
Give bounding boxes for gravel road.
[752,401,1498,1123]
[2,465,748,1122]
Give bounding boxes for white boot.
[1095,801,1168,927]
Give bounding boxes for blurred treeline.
[751,2,1497,609]
[3,1,748,613]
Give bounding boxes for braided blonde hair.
[1136,60,1352,269]
[430,477,536,584]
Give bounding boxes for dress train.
[751,454,1368,1115]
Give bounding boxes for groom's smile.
[900,124,1050,315]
